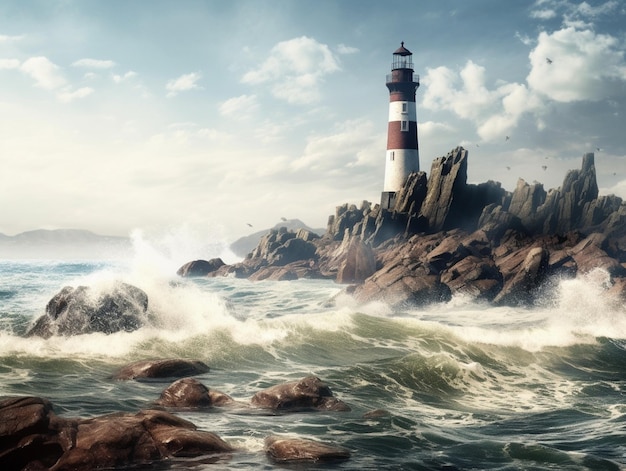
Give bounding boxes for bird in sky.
[546,58,553,64]
[246,223,253,227]
[505,136,510,141]
[506,166,511,170]
[281,217,287,221]
[542,165,547,171]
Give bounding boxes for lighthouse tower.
[381,42,420,209]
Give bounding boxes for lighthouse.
[381,42,420,209]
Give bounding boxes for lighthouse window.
[401,120,409,132]
[402,102,408,113]
[390,151,394,161]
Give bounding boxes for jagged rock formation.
[178,149,626,308]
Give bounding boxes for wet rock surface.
[1,373,353,469]
[27,282,149,338]
[0,396,234,471]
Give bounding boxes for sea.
[1,230,625,470]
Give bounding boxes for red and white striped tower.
[381,42,420,209]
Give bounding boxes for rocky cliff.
[179,148,626,308]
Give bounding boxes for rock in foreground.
[0,396,233,470]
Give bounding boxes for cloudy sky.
[1,0,625,241]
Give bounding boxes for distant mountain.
[0,229,132,259]
[230,219,325,258]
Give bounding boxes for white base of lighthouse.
[383,148,420,191]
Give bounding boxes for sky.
[1,0,625,242]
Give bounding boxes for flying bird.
[246,223,253,227]
[281,217,287,221]
[506,166,511,170]
[505,136,510,141]
[546,58,553,64]
[542,165,547,171]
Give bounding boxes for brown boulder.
[176,258,225,277]
[112,359,210,381]
[0,396,233,471]
[157,378,234,408]
[264,435,350,463]
[251,376,350,412]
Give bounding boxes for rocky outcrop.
[177,150,626,308]
[251,376,350,412]
[112,359,210,381]
[0,396,234,470]
[27,282,149,338]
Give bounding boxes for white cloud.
[527,26,626,102]
[57,87,94,103]
[530,8,558,20]
[166,72,202,97]
[420,121,455,137]
[422,61,499,121]
[219,94,259,118]
[0,59,20,69]
[113,71,137,83]
[242,36,340,105]
[603,178,626,199]
[290,119,381,174]
[421,21,626,142]
[72,58,116,69]
[337,44,359,54]
[0,34,24,43]
[574,0,618,18]
[20,56,66,89]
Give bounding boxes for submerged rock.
[264,435,350,463]
[26,282,149,338]
[157,378,234,408]
[113,359,210,381]
[251,376,350,412]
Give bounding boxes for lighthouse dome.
[393,42,412,56]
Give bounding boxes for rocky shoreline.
[178,148,626,308]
